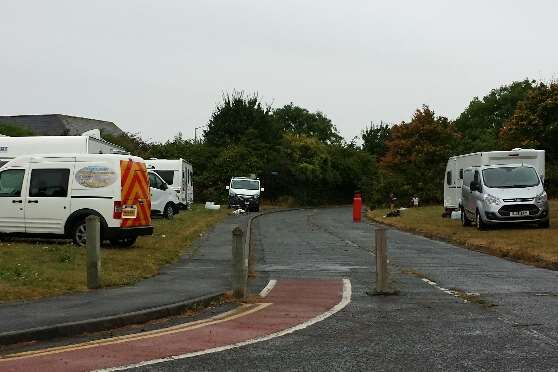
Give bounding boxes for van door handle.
[28,200,39,204]
[12,200,22,204]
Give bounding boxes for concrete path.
[0,213,250,339]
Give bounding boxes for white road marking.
[421,278,469,303]
[259,279,277,298]
[97,279,352,372]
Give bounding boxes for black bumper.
[106,226,154,239]
[229,196,260,208]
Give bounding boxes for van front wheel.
[461,208,471,226]
[163,203,175,220]
[475,210,487,231]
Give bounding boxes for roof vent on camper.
[82,129,102,140]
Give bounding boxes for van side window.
[446,171,452,185]
[148,173,159,188]
[29,169,70,197]
[459,169,463,179]
[0,169,25,197]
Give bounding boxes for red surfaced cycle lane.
[0,278,351,372]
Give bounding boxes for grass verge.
[368,200,558,269]
[0,205,228,303]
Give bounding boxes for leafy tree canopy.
[0,124,34,137]
[273,103,342,144]
[361,122,391,158]
[454,80,534,152]
[500,82,558,159]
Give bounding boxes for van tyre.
[163,203,175,220]
[70,219,88,246]
[539,219,550,228]
[475,210,487,231]
[461,208,471,226]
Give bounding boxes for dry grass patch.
[368,200,558,269]
[0,205,228,303]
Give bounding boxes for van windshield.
[231,179,260,190]
[482,167,540,188]
[154,170,174,185]
[0,161,7,168]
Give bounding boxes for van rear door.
[120,160,151,228]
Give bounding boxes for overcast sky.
[1,0,557,142]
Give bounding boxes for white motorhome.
[0,154,153,246]
[444,149,545,213]
[147,170,180,219]
[146,159,193,208]
[0,133,126,167]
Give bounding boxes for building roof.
[0,114,124,136]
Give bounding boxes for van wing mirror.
[225,186,230,190]
[161,183,168,191]
[470,181,480,192]
[260,187,265,192]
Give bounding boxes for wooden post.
[232,226,247,299]
[86,215,101,289]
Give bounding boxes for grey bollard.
[86,215,102,289]
[232,226,247,299]
[374,227,396,295]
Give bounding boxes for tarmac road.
[138,207,558,371]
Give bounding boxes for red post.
[353,191,362,223]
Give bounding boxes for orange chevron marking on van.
[120,160,151,228]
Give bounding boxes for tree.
[361,122,391,158]
[500,82,558,158]
[273,104,342,144]
[0,124,34,137]
[454,80,534,152]
[203,91,281,148]
[379,106,460,203]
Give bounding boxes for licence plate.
[122,205,138,219]
[510,210,529,217]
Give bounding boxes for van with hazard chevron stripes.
[0,154,153,246]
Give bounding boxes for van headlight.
[535,191,547,204]
[484,194,502,206]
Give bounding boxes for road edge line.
[98,278,352,372]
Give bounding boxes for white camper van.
[0,134,126,167]
[0,154,153,246]
[147,170,180,219]
[146,159,193,208]
[444,149,545,213]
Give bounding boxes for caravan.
[444,149,545,213]
[146,159,193,209]
[0,133,126,168]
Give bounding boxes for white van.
[461,164,549,229]
[226,177,264,212]
[0,134,126,167]
[146,159,193,208]
[444,149,545,214]
[0,154,153,246]
[147,170,180,219]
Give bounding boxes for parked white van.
[461,164,549,229]
[0,154,153,246]
[444,149,545,214]
[0,133,126,168]
[147,171,180,219]
[146,159,193,209]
